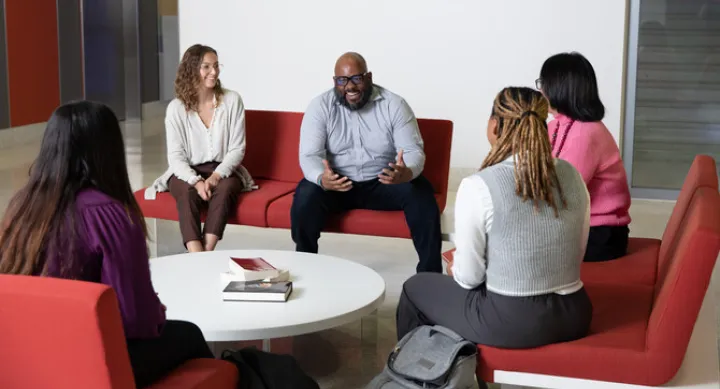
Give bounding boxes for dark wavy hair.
[175,44,224,111]
[0,101,148,277]
[539,52,605,122]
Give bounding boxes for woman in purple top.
[0,101,214,388]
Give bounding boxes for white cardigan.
[144,89,257,200]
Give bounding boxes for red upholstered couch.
[134,109,453,239]
[0,274,238,389]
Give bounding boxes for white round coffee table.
[150,249,386,347]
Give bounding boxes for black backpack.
[221,347,320,389]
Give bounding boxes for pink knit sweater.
[548,113,631,227]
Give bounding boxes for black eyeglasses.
[535,78,543,90]
[334,73,367,86]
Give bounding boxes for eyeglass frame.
[334,72,369,87]
[535,78,542,90]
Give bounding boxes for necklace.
[551,120,573,157]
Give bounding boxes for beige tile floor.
[0,118,716,388]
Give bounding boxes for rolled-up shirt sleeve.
[299,97,329,186]
[390,98,425,179]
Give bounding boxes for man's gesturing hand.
[320,159,352,191]
[379,149,412,184]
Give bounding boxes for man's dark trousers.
[290,175,443,273]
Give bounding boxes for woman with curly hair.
[146,44,255,252]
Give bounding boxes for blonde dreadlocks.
[481,87,567,216]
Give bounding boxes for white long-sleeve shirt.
[451,157,590,295]
[144,89,256,200]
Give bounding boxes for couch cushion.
[266,191,444,239]
[243,110,304,183]
[477,282,655,385]
[580,237,660,286]
[134,179,296,227]
[148,359,238,389]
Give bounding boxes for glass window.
[628,0,720,190]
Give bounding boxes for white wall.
[179,0,628,169]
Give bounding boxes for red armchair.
[580,154,718,286]
[0,275,238,389]
[476,187,720,387]
[442,156,720,387]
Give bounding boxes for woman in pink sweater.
[537,52,632,262]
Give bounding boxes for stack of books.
[221,257,293,302]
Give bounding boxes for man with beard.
[290,52,442,273]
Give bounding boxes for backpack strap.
[429,325,464,341]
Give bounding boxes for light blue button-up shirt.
[299,85,426,185]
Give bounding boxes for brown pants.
[168,162,242,245]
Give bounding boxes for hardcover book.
[227,257,280,281]
[222,280,293,302]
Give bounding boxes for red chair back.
[417,118,453,210]
[658,155,718,268]
[646,187,720,382]
[0,275,135,389]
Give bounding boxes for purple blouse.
[45,188,165,339]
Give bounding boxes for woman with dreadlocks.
[395,87,593,358]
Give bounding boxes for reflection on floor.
[0,118,716,388]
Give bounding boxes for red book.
[230,257,276,272]
[442,248,455,264]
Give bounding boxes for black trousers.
[584,225,630,262]
[290,175,443,273]
[126,320,215,388]
[396,273,593,349]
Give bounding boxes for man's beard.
[334,83,374,111]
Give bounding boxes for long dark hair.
[481,87,567,217]
[0,101,148,276]
[539,52,605,122]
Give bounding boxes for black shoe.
[476,377,489,389]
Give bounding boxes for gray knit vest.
[478,158,588,297]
